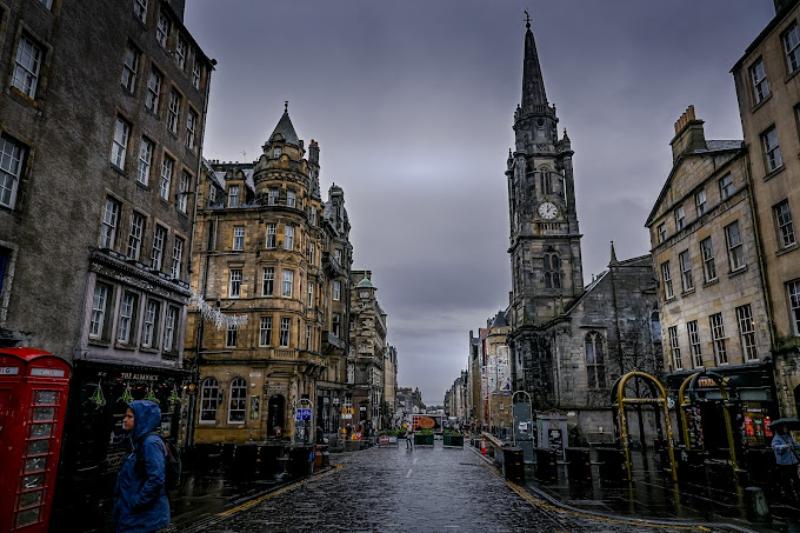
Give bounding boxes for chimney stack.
[670,105,706,161]
[774,0,795,14]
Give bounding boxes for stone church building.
[506,19,663,445]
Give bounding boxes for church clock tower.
[507,15,583,327]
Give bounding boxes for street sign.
[295,407,312,421]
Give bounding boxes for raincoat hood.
[129,400,162,441]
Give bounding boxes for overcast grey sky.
[185,1,774,404]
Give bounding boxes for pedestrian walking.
[772,422,800,500]
[113,400,170,533]
[406,431,414,450]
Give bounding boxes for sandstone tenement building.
[0,1,213,529]
[185,107,353,445]
[732,0,800,417]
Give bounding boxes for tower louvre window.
[543,250,561,289]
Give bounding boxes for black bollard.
[744,486,770,523]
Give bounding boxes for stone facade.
[383,345,398,426]
[482,312,512,431]
[646,106,776,449]
[505,21,663,443]
[397,386,426,420]
[732,0,800,416]
[467,331,481,427]
[349,270,387,432]
[444,370,469,426]
[0,1,213,529]
[185,108,352,445]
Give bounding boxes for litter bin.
[503,447,525,483]
[259,444,284,478]
[534,448,557,483]
[565,447,591,485]
[288,445,314,478]
[314,444,329,468]
[233,444,258,479]
[595,447,626,487]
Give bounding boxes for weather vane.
[284,100,289,113]
[524,9,531,29]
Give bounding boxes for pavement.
[192,440,733,533]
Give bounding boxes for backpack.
[135,434,182,491]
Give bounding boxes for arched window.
[650,310,662,342]
[544,249,561,289]
[227,377,247,424]
[200,377,221,423]
[585,332,605,389]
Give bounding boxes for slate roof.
[270,111,300,145]
[644,139,744,226]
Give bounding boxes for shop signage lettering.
[30,368,65,377]
[696,377,718,389]
[120,372,159,381]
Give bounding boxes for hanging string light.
[144,385,159,403]
[168,385,181,408]
[190,292,248,330]
[118,384,134,405]
[89,379,106,408]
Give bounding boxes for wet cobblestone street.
[204,442,716,533]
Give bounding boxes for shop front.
[51,360,188,533]
[667,363,777,455]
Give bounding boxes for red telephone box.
[0,348,71,532]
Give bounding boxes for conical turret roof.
[270,104,300,145]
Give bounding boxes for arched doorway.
[267,394,285,437]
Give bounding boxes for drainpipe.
[743,149,783,413]
[184,59,215,450]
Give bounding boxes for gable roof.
[644,140,743,227]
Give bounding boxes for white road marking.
[406,468,413,478]
[413,457,418,465]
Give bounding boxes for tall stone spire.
[521,13,548,111]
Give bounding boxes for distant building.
[397,386,426,419]
[483,312,512,433]
[645,107,775,449]
[731,0,800,417]
[349,270,387,431]
[505,20,663,444]
[467,331,482,428]
[444,369,469,425]
[383,345,398,426]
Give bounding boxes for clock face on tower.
[538,202,558,220]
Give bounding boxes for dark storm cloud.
[185,0,774,404]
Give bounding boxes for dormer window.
[228,185,240,208]
[272,147,282,158]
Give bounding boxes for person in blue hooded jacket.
[113,400,170,532]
